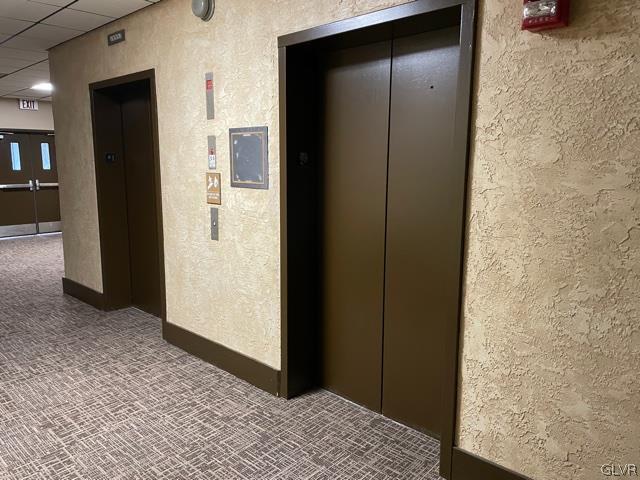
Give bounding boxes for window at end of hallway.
[10,142,21,171]
[41,143,51,170]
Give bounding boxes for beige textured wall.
[49,0,411,370]
[0,98,54,130]
[51,0,640,477]
[458,1,640,479]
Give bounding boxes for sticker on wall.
[207,135,217,169]
[206,172,221,205]
[205,72,215,120]
[229,126,269,190]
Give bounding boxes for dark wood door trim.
[278,0,467,47]
[0,129,54,135]
[452,448,533,480]
[163,322,281,396]
[438,0,477,476]
[278,1,482,479]
[62,277,106,311]
[88,69,166,320]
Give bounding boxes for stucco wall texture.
[457,1,640,479]
[50,0,639,478]
[49,0,410,372]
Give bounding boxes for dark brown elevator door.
[320,41,391,411]
[121,84,161,317]
[382,27,461,435]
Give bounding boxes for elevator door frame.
[89,69,166,320]
[278,1,477,478]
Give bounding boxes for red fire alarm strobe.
[522,0,570,31]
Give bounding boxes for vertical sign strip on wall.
[205,72,215,120]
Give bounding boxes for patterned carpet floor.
[0,234,441,479]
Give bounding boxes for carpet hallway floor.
[0,234,441,479]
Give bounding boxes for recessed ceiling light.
[32,82,53,92]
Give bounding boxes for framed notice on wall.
[229,126,268,190]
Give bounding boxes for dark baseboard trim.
[62,277,106,311]
[163,322,281,396]
[452,448,532,480]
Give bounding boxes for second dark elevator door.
[120,84,161,317]
[92,79,161,317]
[320,27,461,436]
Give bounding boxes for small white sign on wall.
[19,99,39,111]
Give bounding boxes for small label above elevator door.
[108,30,126,46]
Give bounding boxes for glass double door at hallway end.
[0,132,60,238]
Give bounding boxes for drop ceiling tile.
[2,35,50,51]
[43,8,114,31]
[0,56,35,71]
[28,0,70,7]
[4,92,39,99]
[3,23,82,50]
[0,77,30,89]
[70,0,151,18]
[0,0,59,22]
[7,68,49,81]
[24,59,48,73]
[0,46,48,62]
[0,16,34,35]
[17,22,82,41]
[15,70,49,82]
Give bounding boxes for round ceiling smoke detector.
[192,0,215,21]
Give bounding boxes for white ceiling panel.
[0,0,59,22]
[2,34,54,51]
[0,57,36,71]
[29,0,71,7]
[0,17,34,36]
[0,78,32,90]
[70,0,151,18]
[5,92,41,99]
[44,8,114,31]
[0,0,160,98]
[2,23,83,50]
[13,23,83,42]
[24,59,49,73]
[4,70,49,83]
[0,46,49,62]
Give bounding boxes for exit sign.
[19,99,38,111]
